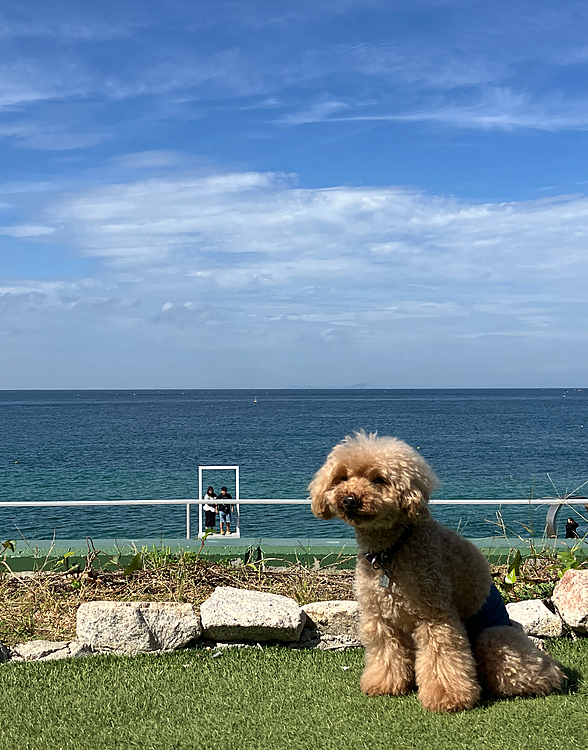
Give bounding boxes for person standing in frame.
[565,517,580,539]
[203,486,217,532]
[217,486,234,536]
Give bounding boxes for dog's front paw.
[360,663,413,697]
[418,681,480,713]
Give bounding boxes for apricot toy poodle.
[309,432,564,713]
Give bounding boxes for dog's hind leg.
[474,625,565,698]
[359,614,415,696]
[414,619,481,713]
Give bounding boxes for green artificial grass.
[1,640,587,750]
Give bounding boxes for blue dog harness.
[464,583,511,643]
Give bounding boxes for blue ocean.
[0,389,586,541]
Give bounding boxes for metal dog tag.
[378,573,391,588]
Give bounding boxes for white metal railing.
[0,497,587,539]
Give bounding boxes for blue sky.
[1,0,588,388]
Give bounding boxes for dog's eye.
[372,476,386,485]
[336,475,348,484]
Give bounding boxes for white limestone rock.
[552,569,588,633]
[77,602,150,653]
[200,587,306,642]
[65,641,95,659]
[302,600,359,637]
[506,600,564,637]
[13,640,70,660]
[11,640,94,661]
[140,603,202,651]
[77,601,202,654]
[301,600,361,648]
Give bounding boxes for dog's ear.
[399,484,430,521]
[308,461,337,520]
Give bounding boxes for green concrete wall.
[2,536,587,572]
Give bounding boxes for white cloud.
[20,132,112,150]
[0,59,92,109]
[0,10,138,41]
[283,87,588,132]
[276,99,351,125]
[35,172,587,293]
[1,169,574,363]
[343,42,508,90]
[2,7,588,140]
[0,123,109,153]
[108,151,186,170]
[0,223,55,237]
[2,168,588,387]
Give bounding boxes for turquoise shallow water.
[0,388,587,540]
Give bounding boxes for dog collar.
[363,524,414,577]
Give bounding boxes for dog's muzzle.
[341,493,361,516]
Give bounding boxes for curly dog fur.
[309,432,564,713]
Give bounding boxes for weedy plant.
[487,479,588,602]
[0,534,356,647]
[550,545,588,578]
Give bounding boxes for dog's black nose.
[342,493,361,512]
